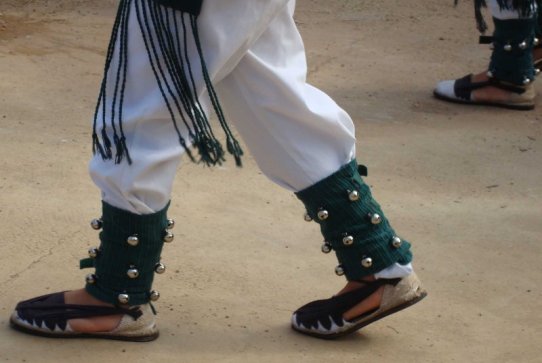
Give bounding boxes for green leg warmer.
[488,17,537,85]
[537,4,542,38]
[296,160,412,281]
[80,201,174,306]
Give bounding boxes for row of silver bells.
[91,218,175,231]
[117,290,160,305]
[304,210,383,225]
[87,217,173,305]
[321,235,402,254]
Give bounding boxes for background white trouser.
[88,0,411,279]
[489,0,538,19]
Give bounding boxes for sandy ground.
[0,0,541,362]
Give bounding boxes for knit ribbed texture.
[296,160,412,280]
[489,17,536,85]
[83,201,169,305]
[537,5,542,38]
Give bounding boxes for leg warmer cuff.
[80,201,174,305]
[296,160,412,281]
[488,17,537,85]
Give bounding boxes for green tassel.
[92,0,244,167]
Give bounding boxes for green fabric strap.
[296,160,412,281]
[82,201,170,306]
[489,17,537,85]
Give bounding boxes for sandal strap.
[293,278,400,329]
[14,292,143,332]
[488,78,528,94]
[330,278,400,310]
[454,74,526,101]
[17,302,142,320]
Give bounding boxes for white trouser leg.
[89,0,290,214]
[216,3,409,277]
[488,0,537,19]
[215,2,356,192]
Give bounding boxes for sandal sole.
[10,316,159,342]
[291,290,427,340]
[433,91,535,111]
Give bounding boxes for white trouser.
[489,0,538,19]
[88,0,411,278]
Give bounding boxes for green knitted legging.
[296,160,412,281]
[81,201,171,306]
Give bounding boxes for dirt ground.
[0,1,541,362]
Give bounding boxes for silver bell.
[523,77,531,85]
[369,213,382,225]
[127,266,140,279]
[304,212,313,222]
[489,43,495,50]
[317,209,329,221]
[88,247,99,258]
[154,262,166,274]
[150,290,160,302]
[166,219,175,230]
[342,235,354,246]
[348,190,360,202]
[504,43,512,51]
[361,257,373,268]
[534,37,540,46]
[535,68,541,76]
[321,242,332,254]
[392,236,402,248]
[85,273,96,284]
[126,235,139,247]
[334,265,345,276]
[486,70,494,78]
[90,218,103,230]
[118,293,130,304]
[518,41,528,50]
[163,231,174,243]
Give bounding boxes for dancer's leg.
[11,0,292,340]
[434,0,538,110]
[216,2,423,338]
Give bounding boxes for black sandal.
[291,273,427,339]
[10,292,159,342]
[433,74,535,110]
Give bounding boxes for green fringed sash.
[92,0,243,167]
[296,160,412,281]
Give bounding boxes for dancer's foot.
[335,276,384,321]
[10,288,159,341]
[291,273,427,339]
[433,71,536,110]
[63,289,123,332]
